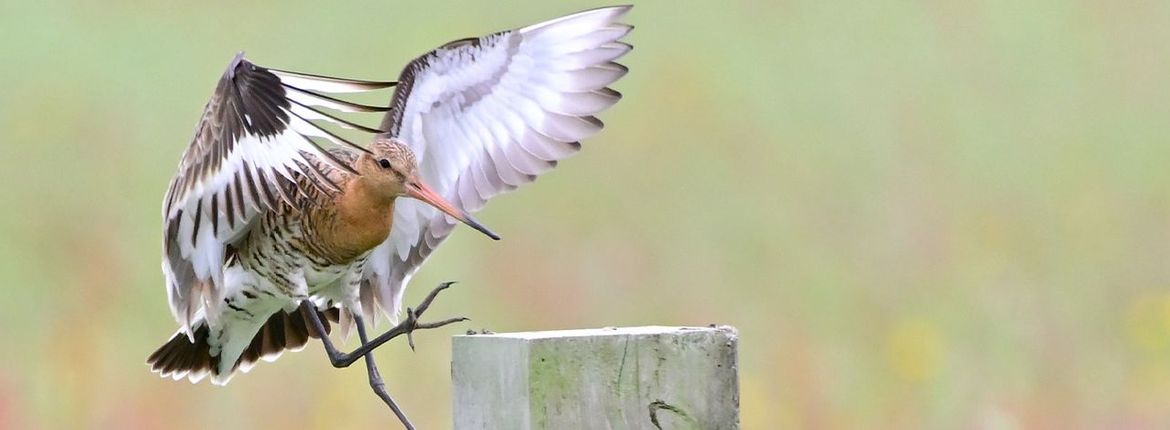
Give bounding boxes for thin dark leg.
[301,301,346,363]
[355,314,415,430]
[300,281,468,368]
[299,282,468,427]
[301,307,417,430]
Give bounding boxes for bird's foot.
[402,281,469,351]
[308,281,469,367]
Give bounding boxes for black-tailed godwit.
[147,6,631,428]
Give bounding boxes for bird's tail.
[146,306,341,385]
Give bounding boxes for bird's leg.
[354,314,415,430]
[300,305,419,430]
[300,302,350,366]
[301,281,468,368]
[300,282,466,428]
[347,281,469,359]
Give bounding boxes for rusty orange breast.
[314,177,397,263]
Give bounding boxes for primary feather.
[161,53,394,340]
[363,5,633,323]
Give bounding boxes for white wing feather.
[362,6,633,322]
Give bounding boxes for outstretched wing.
[361,6,633,321]
[163,53,394,338]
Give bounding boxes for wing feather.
[162,53,392,338]
[360,6,633,322]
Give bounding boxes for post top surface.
[454,325,737,341]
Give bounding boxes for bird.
[145,5,632,427]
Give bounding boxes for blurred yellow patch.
[885,317,945,383]
[1124,294,1170,353]
[740,376,797,429]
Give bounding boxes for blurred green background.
[2,0,1169,428]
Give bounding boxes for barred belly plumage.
[235,209,369,305]
[187,208,371,382]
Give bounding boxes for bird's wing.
[361,6,633,321]
[163,53,394,338]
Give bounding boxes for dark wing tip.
[226,51,247,79]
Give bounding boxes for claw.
[416,281,457,316]
[335,281,469,362]
[416,317,470,330]
[405,307,418,352]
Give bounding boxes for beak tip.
[478,226,502,241]
[461,214,501,241]
[406,180,501,242]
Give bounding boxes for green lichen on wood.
[453,326,740,429]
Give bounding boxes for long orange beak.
[406,177,500,240]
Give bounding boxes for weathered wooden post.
[452,326,740,429]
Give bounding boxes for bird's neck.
[316,177,396,263]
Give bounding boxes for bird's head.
[359,137,418,196]
[358,137,500,240]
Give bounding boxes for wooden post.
[452,326,739,429]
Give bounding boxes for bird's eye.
[378,159,392,169]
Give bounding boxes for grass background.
[2,0,1169,428]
